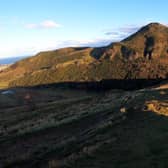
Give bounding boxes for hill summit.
[103,22,168,61]
[0,22,168,88]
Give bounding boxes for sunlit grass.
[0,81,9,89]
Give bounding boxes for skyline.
[0,0,168,58]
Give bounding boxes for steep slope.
[1,23,168,88]
[103,22,168,60]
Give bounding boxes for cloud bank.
[26,20,62,29]
[1,24,142,58]
[104,25,140,40]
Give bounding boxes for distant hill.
[0,56,29,64]
[0,23,168,88]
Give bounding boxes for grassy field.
[0,81,9,89]
[0,85,168,168]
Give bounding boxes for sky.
[0,0,168,58]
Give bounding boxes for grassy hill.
[1,22,168,168]
[0,23,168,88]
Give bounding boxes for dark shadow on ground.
[0,88,168,168]
[23,78,167,91]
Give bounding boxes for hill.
[0,22,168,88]
[1,22,168,168]
[0,56,28,65]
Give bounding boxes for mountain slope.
[1,23,168,88]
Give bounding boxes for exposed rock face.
[121,45,139,60]
[144,36,155,59]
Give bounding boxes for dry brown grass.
[145,100,168,116]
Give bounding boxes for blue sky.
[0,0,168,58]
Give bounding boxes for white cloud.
[40,20,61,28]
[25,20,62,29]
[26,23,37,29]
[0,38,113,58]
[104,25,140,40]
[0,24,141,58]
[118,26,140,34]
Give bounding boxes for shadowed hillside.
[0,23,168,88]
